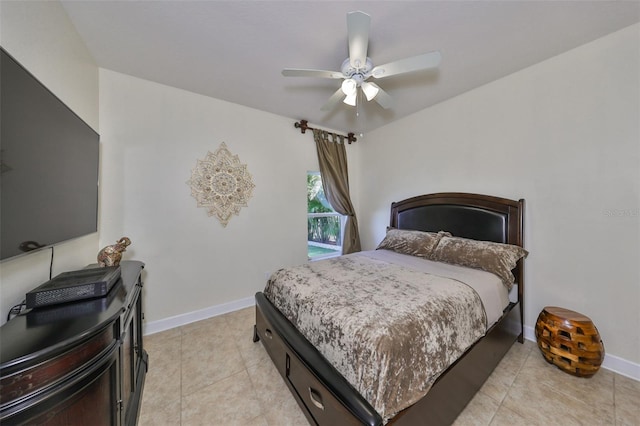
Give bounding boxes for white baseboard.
[144,301,639,382]
[524,325,639,381]
[143,296,255,336]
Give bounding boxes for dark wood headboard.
[390,192,525,312]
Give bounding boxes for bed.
[253,192,526,425]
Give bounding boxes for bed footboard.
[254,291,382,426]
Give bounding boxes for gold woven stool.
[535,306,604,377]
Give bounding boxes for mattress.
[362,250,510,328]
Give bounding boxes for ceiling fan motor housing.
[341,57,373,84]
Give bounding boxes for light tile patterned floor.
[139,307,639,426]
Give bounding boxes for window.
[307,172,344,260]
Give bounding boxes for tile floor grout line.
[501,343,533,403]
[180,329,184,426]
[539,359,616,417]
[486,399,500,426]
[514,356,617,425]
[612,373,618,426]
[244,365,269,426]
[489,343,534,423]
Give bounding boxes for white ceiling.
[60,1,640,135]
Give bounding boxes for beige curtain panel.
[313,129,361,254]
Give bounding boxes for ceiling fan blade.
[282,68,344,79]
[368,83,393,109]
[371,51,442,79]
[347,11,370,69]
[321,88,346,111]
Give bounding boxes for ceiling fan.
[282,11,441,111]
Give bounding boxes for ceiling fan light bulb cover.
[341,78,357,96]
[343,92,357,106]
[361,82,379,101]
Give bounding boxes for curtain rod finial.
[295,120,309,134]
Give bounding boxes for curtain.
[313,129,361,254]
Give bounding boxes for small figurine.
[97,237,131,267]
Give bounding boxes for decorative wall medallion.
[187,142,255,227]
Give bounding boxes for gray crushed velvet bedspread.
[263,251,488,422]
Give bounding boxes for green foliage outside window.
[307,173,341,245]
[307,174,332,213]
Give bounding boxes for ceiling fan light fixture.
[341,78,357,96]
[361,81,379,101]
[343,92,357,106]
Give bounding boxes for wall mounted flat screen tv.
[1,48,99,261]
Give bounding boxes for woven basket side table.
[535,306,604,377]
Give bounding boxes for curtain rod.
[294,120,357,144]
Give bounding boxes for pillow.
[376,228,449,259]
[431,236,528,289]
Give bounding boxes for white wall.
[98,69,361,326]
[0,1,99,322]
[359,24,640,367]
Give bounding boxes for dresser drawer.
[255,307,288,377]
[286,351,361,426]
[0,325,117,406]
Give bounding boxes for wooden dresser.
[0,261,148,425]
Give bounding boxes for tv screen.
[1,48,99,261]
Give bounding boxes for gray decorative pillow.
[431,236,528,289]
[376,229,449,259]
